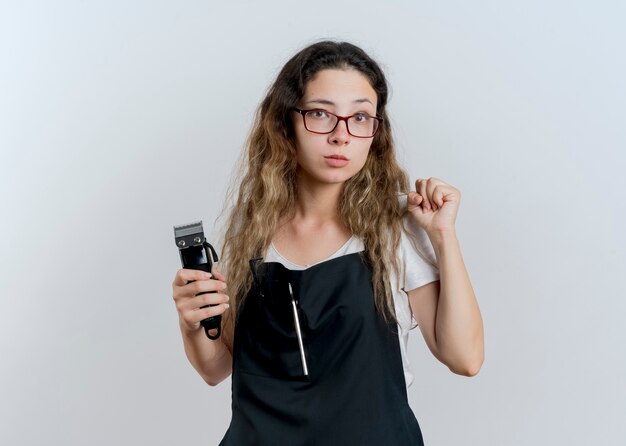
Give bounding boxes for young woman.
[172,41,484,445]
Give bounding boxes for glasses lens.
[304,110,337,133]
[303,110,380,137]
[348,114,378,137]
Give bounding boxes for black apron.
[219,252,424,445]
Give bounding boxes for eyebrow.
[305,98,374,106]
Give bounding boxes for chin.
[323,171,361,185]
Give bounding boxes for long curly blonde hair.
[218,41,411,332]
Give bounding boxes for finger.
[416,179,431,211]
[177,292,230,313]
[181,278,227,298]
[407,191,423,206]
[426,179,440,210]
[172,268,212,287]
[173,278,226,306]
[432,186,446,208]
[182,301,231,326]
[426,178,441,209]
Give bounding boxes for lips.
[323,154,350,168]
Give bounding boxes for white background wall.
[1,1,625,445]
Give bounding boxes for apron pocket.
[237,279,311,380]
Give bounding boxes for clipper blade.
[173,220,205,248]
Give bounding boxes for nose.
[328,119,350,145]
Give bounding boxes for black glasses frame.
[292,107,383,138]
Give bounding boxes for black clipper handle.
[174,221,222,340]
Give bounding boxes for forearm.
[429,230,484,375]
[179,319,232,386]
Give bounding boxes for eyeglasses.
[293,108,383,138]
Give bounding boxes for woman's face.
[293,68,378,186]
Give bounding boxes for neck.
[292,173,343,225]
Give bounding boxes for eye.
[307,110,330,119]
[353,113,372,123]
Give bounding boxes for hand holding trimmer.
[173,220,221,340]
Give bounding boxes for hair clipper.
[173,220,221,340]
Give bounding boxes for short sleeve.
[400,215,440,292]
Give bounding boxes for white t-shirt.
[264,214,440,388]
